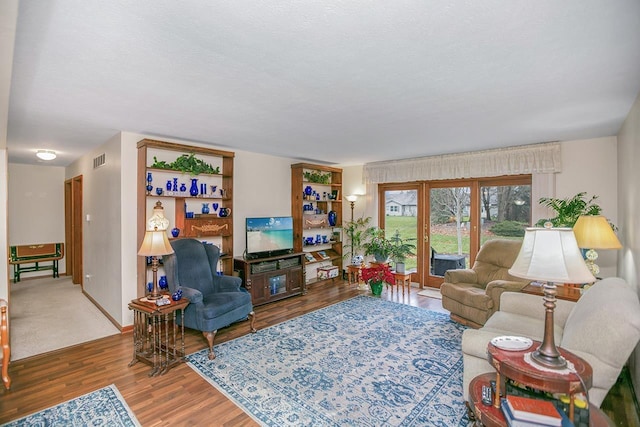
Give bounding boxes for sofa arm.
[499,291,575,326]
[179,286,203,305]
[444,269,477,284]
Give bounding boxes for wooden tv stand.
[234,253,306,306]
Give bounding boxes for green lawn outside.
[384,215,522,271]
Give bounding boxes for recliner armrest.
[444,269,477,284]
[178,286,203,305]
[485,280,530,306]
[213,275,243,293]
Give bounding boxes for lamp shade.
[509,227,595,284]
[345,194,358,202]
[137,229,174,257]
[573,215,622,250]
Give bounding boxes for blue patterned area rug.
[187,296,468,426]
[2,384,140,427]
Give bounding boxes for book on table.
[502,395,566,426]
[501,399,573,427]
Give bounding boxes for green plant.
[303,170,330,184]
[151,153,220,175]
[342,217,373,264]
[490,221,527,237]
[388,229,417,262]
[364,228,394,262]
[535,192,603,228]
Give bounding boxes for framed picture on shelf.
[331,189,340,200]
[304,253,316,262]
[317,250,330,260]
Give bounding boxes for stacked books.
[501,395,573,427]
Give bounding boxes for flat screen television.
[246,216,295,259]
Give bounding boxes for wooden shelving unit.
[137,139,235,297]
[291,163,343,286]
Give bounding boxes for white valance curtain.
[362,142,562,184]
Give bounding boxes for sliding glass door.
[378,176,531,288]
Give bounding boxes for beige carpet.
[10,276,120,361]
[417,287,442,299]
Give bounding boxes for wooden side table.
[128,296,189,376]
[469,373,613,427]
[521,282,582,302]
[488,341,591,419]
[387,271,412,295]
[346,264,361,286]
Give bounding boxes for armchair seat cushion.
[440,283,493,311]
[202,292,252,320]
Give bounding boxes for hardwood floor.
[1,281,638,426]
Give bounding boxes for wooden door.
[64,175,83,285]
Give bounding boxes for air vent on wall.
[93,153,106,169]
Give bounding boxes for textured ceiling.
[7,0,640,166]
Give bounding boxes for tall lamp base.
[147,256,163,300]
[532,281,567,370]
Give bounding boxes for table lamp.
[572,215,621,277]
[138,202,174,300]
[508,225,595,369]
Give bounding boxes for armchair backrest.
[164,239,220,295]
[472,239,525,286]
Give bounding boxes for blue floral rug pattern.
[2,384,140,426]
[187,296,468,426]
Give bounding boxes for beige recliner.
[440,239,529,328]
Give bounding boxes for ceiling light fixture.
[36,150,57,161]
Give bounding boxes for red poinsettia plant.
[360,263,395,285]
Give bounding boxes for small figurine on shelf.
[146,172,153,195]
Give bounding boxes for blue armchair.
[163,239,256,360]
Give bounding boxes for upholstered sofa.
[441,239,529,328]
[461,277,640,407]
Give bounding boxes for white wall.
[555,137,619,278]
[617,91,640,404]
[8,163,67,278]
[66,133,124,326]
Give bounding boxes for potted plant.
[360,262,395,296]
[342,217,373,265]
[388,229,417,274]
[535,192,604,228]
[364,228,394,263]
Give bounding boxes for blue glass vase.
[202,203,210,214]
[328,210,337,226]
[190,178,199,197]
[159,275,168,289]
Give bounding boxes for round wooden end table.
[468,373,613,427]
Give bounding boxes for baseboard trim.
[82,290,123,331]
